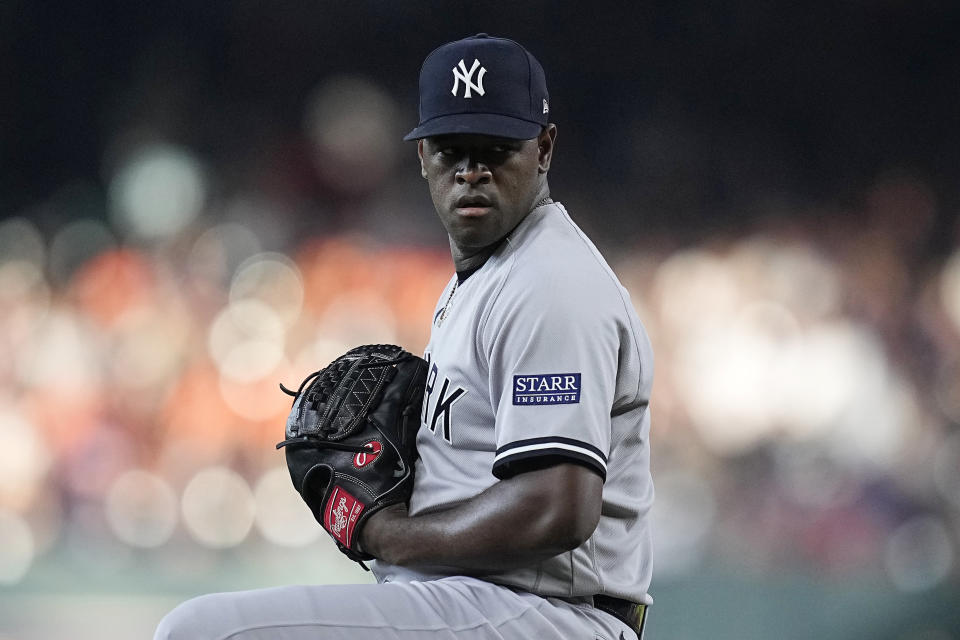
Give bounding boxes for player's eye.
[489,142,521,155]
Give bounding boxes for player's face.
[418,127,555,263]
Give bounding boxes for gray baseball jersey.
[154,201,652,640]
[373,200,655,605]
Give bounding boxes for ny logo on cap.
[451,58,486,98]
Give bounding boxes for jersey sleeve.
[482,273,623,481]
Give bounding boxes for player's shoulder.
[476,202,633,328]
[502,202,624,299]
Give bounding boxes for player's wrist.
[359,503,408,562]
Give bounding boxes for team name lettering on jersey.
[513,373,582,405]
[422,353,467,443]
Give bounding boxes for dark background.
[3,1,958,240]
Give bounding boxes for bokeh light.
[304,76,399,195]
[773,444,853,510]
[673,298,804,453]
[105,469,178,548]
[292,336,354,377]
[884,515,954,592]
[108,143,207,240]
[0,261,49,307]
[253,466,324,547]
[758,241,842,322]
[69,248,157,327]
[229,252,304,327]
[220,340,286,384]
[14,309,101,392]
[932,430,960,510]
[187,222,262,288]
[109,307,191,390]
[0,217,45,268]
[218,367,293,422]
[208,299,286,366]
[650,470,717,577]
[48,218,117,287]
[181,467,256,548]
[0,408,50,510]
[653,249,741,336]
[941,249,960,335]
[316,292,399,347]
[0,261,52,353]
[0,508,35,585]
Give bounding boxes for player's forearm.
[361,463,602,571]
[365,495,572,571]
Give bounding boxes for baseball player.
[155,34,654,640]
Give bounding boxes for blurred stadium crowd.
[1,126,959,596]
[2,3,960,638]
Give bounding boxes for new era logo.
[452,58,486,98]
[513,373,581,405]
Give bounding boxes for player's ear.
[417,140,428,178]
[537,124,557,173]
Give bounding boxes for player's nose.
[455,157,492,185]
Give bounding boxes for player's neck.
[449,240,500,273]
[449,188,551,272]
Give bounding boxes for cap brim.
[403,113,543,141]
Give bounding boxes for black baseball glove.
[276,344,427,567]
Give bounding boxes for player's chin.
[447,210,497,234]
[449,225,501,253]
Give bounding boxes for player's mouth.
[454,195,494,217]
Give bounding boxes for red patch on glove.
[324,485,366,548]
[353,440,383,469]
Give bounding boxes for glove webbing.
[277,346,404,447]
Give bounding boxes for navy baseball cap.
[404,34,550,141]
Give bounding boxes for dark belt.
[593,595,648,639]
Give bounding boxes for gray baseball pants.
[153,575,634,640]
